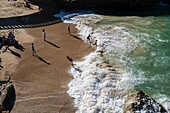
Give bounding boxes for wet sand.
[10,23,93,112]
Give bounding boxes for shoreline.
[1,22,94,112]
[59,11,170,112]
[12,23,92,113]
[0,1,93,112]
[1,1,169,112]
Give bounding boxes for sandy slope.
[0,1,93,112]
[10,23,93,112]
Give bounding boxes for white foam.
[54,10,94,23]
[58,12,142,112]
[68,52,129,112]
[153,93,170,111]
[54,11,169,112]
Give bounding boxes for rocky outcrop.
[124,90,167,113]
[0,76,15,112]
[28,0,169,10]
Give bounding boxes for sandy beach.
[0,1,93,112]
[0,1,93,111]
[7,23,93,112]
[1,0,170,113]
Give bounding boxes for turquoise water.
[98,15,170,108]
[132,16,170,104]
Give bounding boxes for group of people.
[0,31,16,71]
[31,28,76,67]
[31,29,46,56]
[0,32,16,49]
[67,24,98,67]
[86,34,97,47]
[68,24,98,47]
[1,24,97,69]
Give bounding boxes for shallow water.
[55,10,170,112]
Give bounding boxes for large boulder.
[0,76,15,112]
[124,90,167,113]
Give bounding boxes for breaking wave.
[54,10,170,112]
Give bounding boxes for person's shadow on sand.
[45,40,60,48]
[0,65,3,68]
[74,67,82,73]
[8,48,21,58]
[0,64,3,70]
[14,41,25,52]
[70,34,82,41]
[34,54,50,65]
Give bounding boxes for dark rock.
[124,90,168,113]
[28,0,168,10]
[0,76,16,112]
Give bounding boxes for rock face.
[0,76,15,112]
[28,0,168,10]
[124,90,167,113]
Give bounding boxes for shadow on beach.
[0,65,3,68]
[45,40,60,48]
[34,54,50,65]
[70,34,82,41]
[1,41,25,54]
[74,67,82,73]
[1,46,8,53]
[8,48,21,58]
[14,41,25,52]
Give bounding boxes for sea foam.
[54,10,169,112]
[56,11,135,112]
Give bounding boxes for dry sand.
[0,29,34,80]
[8,23,93,112]
[0,0,39,18]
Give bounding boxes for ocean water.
[55,10,170,112]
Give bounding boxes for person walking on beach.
[93,40,97,47]
[66,56,76,67]
[31,43,36,56]
[42,29,46,41]
[67,24,71,35]
[87,34,91,44]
